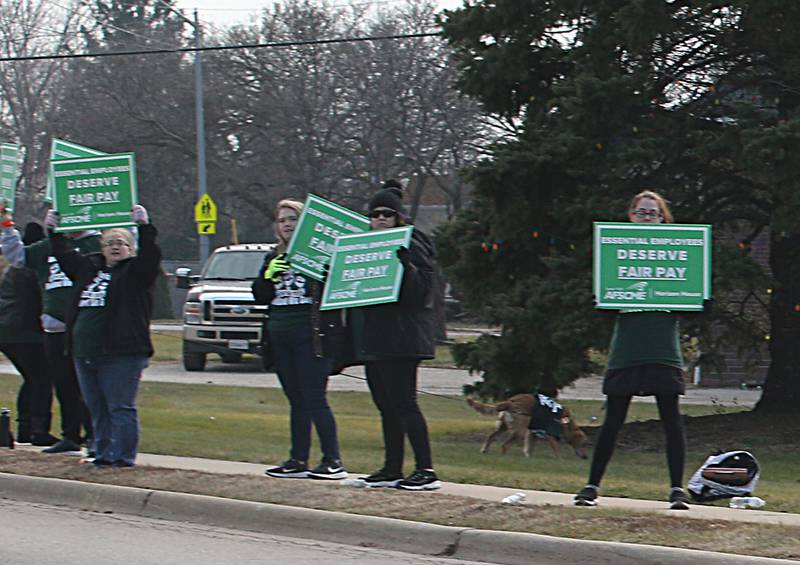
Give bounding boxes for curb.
[0,473,790,564]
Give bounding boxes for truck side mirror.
[175,267,192,289]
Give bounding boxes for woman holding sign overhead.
[575,190,694,510]
[252,199,347,481]
[48,205,160,468]
[351,183,441,491]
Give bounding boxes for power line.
[0,31,441,63]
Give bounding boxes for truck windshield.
[202,251,266,280]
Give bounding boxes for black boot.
[30,416,58,446]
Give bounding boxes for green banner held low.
[45,139,108,202]
[50,153,138,232]
[0,143,19,211]
[286,194,370,281]
[321,226,414,310]
[594,222,712,311]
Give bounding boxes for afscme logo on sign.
[604,281,648,300]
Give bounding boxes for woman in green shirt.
[575,190,692,510]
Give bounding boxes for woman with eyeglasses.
[253,199,347,480]
[351,182,440,491]
[574,190,691,509]
[48,205,161,468]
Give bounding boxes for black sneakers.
[265,459,309,479]
[42,439,83,454]
[574,485,599,506]
[398,469,441,491]
[363,468,404,488]
[669,487,690,510]
[308,459,347,480]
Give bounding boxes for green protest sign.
[0,143,19,211]
[45,139,107,202]
[321,226,414,310]
[286,194,370,281]
[594,222,712,311]
[50,153,137,232]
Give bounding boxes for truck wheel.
[220,352,242,364]
[183,351,206,371]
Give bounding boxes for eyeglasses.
[633,208,662,219]
[103,239,130,248]
[369,208,397,219]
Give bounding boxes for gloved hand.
[702,298,713,314]
[132,204,149,225]
[44,209,59,232]
[264,254,290,282]
[396,246,411,268]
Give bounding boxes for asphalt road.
[2,499,487,565]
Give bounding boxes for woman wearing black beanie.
[351,182,440,491]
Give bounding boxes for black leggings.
[365,358,433,474]
[588,394,685,488]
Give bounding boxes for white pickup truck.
[175,243,275,371]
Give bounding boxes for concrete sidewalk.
[2,447,795,564]
[131,451,797,527]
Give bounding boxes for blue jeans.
[74,355,148,466]
[269,323,339,462]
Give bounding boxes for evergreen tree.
[438,1,799,411]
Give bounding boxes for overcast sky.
[174,1,465,29]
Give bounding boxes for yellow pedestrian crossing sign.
[197,221,216,235]
[194,193,217,222]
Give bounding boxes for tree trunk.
[755,231,800,411]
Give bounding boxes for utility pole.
[157,1,209,262]
[193,8,209,263]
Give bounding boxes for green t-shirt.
[71,269,112,358]
[266,268,314,331]
[26,235,102,322]
[267,306,312,331]
[606,311,683,370]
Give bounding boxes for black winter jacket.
[358,227,436,360]
[251,250,346,359]
[52,224,162,357]
[0,265,43,341]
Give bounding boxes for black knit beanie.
[368,187,405,216]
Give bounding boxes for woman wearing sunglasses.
[253,199,347,480]
[351,183,440,491]
[574,190,691,509]
[48,205,160,468]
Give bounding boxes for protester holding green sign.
[252,198,348,481]
[348,183,441,491]
[576,190,709,511]
[48,204,161,468]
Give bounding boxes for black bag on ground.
[687,450,760,502]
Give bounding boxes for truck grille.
[206,299,267,324]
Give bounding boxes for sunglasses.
[633,208,662,219]
[369,208,398,219]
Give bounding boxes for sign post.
[593,222,712,310]
[50,153,137,232]
[321,226,414,310]
[286,194,370,281]
[0,143,19,211]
